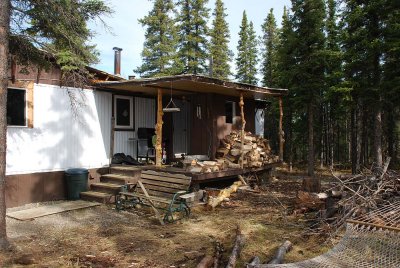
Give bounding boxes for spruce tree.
[276,6,296,163]
[210,0,232,80]
[1,0,111,249]
[261,8,279,87]
[235,11,258,85]
[136,0,179,77]
[176,0,210,74]
[291,0,326,178]
[342,0,386,168]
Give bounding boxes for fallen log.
[247,256,261,266]
[268,240,292,264]
[196,256,214,268]
[207,180,243,209]
[226,227,245,268]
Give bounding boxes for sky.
[89,0,292,79]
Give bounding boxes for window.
[114,95,134,129]
[225,101,236,124]
[7,88,27,126]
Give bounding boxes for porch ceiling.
[95,74,288,99]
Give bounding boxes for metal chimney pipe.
[113,47,122,75]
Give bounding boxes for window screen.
[225,101,235,124]
[7,88,26,126]
[116,98,131,127]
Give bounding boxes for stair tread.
[110,165,143,170]
[81,191,112,198]
[102,174,132,180]
[91,182,122,189]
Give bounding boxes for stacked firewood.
[215,130,279,169]
[186,160,226,173]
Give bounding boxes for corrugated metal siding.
[6,84,112,175]
[255,109,264,137]
[113,97,155,158]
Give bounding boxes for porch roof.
[95,74,288,99]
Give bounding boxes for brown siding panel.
[5,168,105,208]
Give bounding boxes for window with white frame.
[7,88,27,127]
[114,95,134,129]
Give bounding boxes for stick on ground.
[226,227,245,268]
[268,240,292,264]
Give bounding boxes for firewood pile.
[215,130,279,169]
[186,160,226,173]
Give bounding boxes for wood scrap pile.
[326,159,399,230]
[216,130,279,169]
[297,158,400,234]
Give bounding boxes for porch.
[81,74,288,203]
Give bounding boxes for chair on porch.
[137,128,156,162]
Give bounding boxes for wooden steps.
[80,168,140,204]
[100,174,136,185]
[80,191,115,203]
[90,182,122,195]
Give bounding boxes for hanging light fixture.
[163,81,180,113]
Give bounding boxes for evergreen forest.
[137,0,400,174]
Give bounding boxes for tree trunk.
[0,0,10,250]
[350,106,357,174]
[374,100,383,169]
[357,100,363,171]
[307,102,315,176]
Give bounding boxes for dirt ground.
[0,175,336,268]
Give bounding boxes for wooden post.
[156,89,163,166]
[279,97,284,162]
[109,116,115,166]
[239,92,246,169]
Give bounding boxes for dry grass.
[0,176,334,267]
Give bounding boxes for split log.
[268,240,292,264]
[207,180,243,209]
[226,227,245,268]
[197,256,215,268]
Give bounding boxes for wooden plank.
[120,192,171,204]
[140,178,188,190]
[27,81,34,128]
[141,173,191,185]
[139,184,184,195]
[137,188,175,199]
[6,200,100,221]
[138,180,165,225]
[142,170,192,180]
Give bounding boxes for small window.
[7,88,26,126]
[114,95,134,129]
[225,101,236,124]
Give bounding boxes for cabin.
[5,51,287,207]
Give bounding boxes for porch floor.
[110,162,281,188]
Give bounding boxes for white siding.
[113,97,156,158]
[6,84,112,175]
